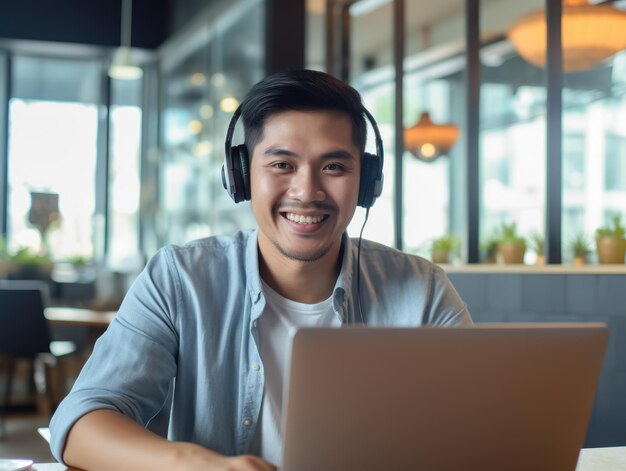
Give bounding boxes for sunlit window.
[5,55,144,271]
[7,99,98,260]
[108,78,143,271]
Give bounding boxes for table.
[44,307,117,328]
[31,466,76,471]
[31,447,626,470]
[44,307,117,378]
[577,446,626,470]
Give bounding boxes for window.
[7,56,100,261]
[108,78,143,270]
[561,51,626,257]
[605,134,626,192]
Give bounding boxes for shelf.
[440,263,626,275]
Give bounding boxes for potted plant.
[9,246,53,280]
[529,232,544,265]
[0,236,15,279]
[569,232,591,266]
[68,254,96,281]
[431,234,459,264]
[595,215,626,264]
[498,222,526,264]
[481,233,500,263]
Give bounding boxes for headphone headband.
[224,106,242,161]
[222,104,384,207]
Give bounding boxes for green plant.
[570,233,591,258]
[0,236,7,259]
[480,232,500,262]
[595,214,626,240]
[431,234,459,254]
[499,222,526,245]
[67,255,91,266]
[431,234,459,264]
[10,247,52,266]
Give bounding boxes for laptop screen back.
[281,324,608,471]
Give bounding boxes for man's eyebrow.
[320,150,356,160]
[262,146,356,160]
[263,146,298,157]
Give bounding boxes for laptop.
[280,323,608,471]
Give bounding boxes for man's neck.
[257,237,343,304]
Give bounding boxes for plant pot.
[431,250,450,264]
[499,242,526,264]
[596,237,626,264]
[0,260,18,279]
[9,263,54,280]
[572,256,586,266]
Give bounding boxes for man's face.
[250,109,361,264]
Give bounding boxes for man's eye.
[272,162,291,170]
[324,163,346,172]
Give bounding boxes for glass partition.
[349,0,466,260]
[478,0,626,264]
[478,0,545,263]
[402,0,465,259]
[158,0,264,247]
[561,50,626,263]
[348,0,396,248]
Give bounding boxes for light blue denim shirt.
[50,229,472,462]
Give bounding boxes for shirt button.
[243,418,252,427]
[252,363,260,371]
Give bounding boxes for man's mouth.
[283,212,329,225]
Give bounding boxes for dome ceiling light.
[404,112,459,161]
[507,0,626,73]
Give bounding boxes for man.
[50,69,472,470]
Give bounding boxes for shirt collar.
[246,229,264,305]
[245,229,355,316]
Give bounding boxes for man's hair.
[240,69,367,155]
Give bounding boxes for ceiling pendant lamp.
[109,0,143,80]
[507,0,626,73]
[404,112,459,161]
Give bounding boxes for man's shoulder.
[147,230,257,275]
[350,237,446,281]
[163,229,254,256]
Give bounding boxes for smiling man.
[49,70,472,470]
[252,109,360,304]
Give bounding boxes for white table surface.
[29,447,626,470]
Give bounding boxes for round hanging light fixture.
[404,112,459,161]
[507,0,626,73]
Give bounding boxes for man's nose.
[287,168,326,202]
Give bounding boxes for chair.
[0,280,76,438]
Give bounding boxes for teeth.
[285,213,326,224]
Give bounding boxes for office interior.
[0,0,625,457]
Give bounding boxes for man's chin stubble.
[270,238,335,263]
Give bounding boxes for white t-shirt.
[250,281,341,466]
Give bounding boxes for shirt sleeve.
[49,247,180,463]
[425,264,473,327]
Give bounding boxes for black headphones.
[221,105,384,208]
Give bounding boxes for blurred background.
[1,0,626,460]
[0,0,625,288]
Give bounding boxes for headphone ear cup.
[358,152,381,208]
[228,145,251,203]
[237,145,251,201]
